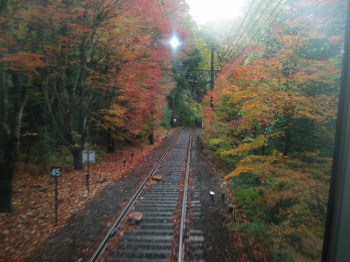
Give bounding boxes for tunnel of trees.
[0,0,347,260]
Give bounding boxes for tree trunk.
[71,147,83,170]
[148,134,154,145]
[0,136,18,212]
[283,131,290,156]
[106,129,115,152]
[0,72,28,212]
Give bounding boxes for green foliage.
[200,0,345,260]
[161,104,172,129]
[235,188,262,218]
[236,221,273,261]
[169,46,208,126]
[230,156,331,260]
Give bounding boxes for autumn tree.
[91,1,175,150]
[0,1,46,212]
[201,0,346,259]
[0,0,194,212]
[37,0,132,169]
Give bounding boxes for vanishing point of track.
[90,128,195,261]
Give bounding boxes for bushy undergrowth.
[200,0,344,259]
[229,158,330,261]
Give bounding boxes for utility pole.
[210,45,215,91]
[205,44,219,108]
[164,45,220,109]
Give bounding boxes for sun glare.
[186,0,244,24]
[169,36,180,49]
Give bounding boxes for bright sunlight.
[186,0,244,24]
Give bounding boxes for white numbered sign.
[82,150,95,163]
[50,167,62,177]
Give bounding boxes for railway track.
[90,128,200,261]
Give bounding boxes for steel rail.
[177,132,192,262]
[89,129,183,262]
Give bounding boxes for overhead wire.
[224,0,276,60]
[155,0,171,36]
[218,0,275,67]
[218,0,261,65]
[220,0,289,75]
[239,0,288,65]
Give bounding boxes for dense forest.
[201,0,346,260]
[0,0,201,211]
[0,0,347,260]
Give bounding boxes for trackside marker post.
[83,150,95,198]
[50,167,62,226]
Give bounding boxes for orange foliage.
[0,132,167,261]
[201,0,345,259]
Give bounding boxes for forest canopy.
[0,0,348,260]
[0,0,195,211]
[200,0,346,260]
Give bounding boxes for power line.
[218,0,275,67]
[239,1,288,66]
[155,0,171,35]
[219,0,265,65]
[218,0,261,65]
[220,0,288,75]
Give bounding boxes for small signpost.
[82,150,95,198]
[210,191,215,205]
[50,167,62,226]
